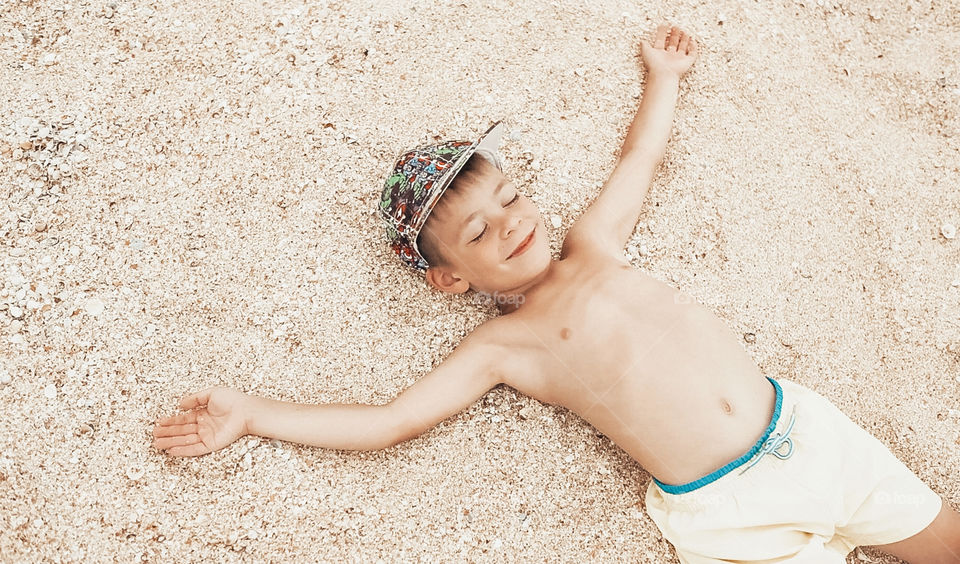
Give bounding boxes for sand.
[1,0,958,562]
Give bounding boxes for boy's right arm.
[384,322,505,445]
[153,323,506,456]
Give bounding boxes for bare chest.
[505,259,700,407]
[497,257,772,480]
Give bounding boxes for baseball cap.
[378,121,505,272]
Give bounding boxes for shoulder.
[559,225,628,265]
[558,234,632,271]
[467,315,557,405]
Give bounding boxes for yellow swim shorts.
[644,377,942,564]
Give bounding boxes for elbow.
[377,405,419,450]
[620,146,663,166]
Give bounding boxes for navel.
[721,399,734,415]
[560,327,571,340]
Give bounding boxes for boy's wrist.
[646,69,682,86]
[241,393,260,436]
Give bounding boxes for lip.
[507,227,536,259]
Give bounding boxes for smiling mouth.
[508,227,535,259]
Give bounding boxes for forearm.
[243,395,396,451]
[619,72,681,160]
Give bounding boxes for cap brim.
[474,121,504,171]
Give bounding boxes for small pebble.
[126,465,144,480]
[0,369,10,385]
[44,383,57,399]
[941,223,956,240]
[550,214,562,228]
[84,298,105,316]
[743,332,756,343]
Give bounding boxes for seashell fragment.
[84,298,105,316]
[126,465,144,481]
[941,223,956,240]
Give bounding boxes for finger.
[153,422,198,438]
[178,387,214,411]
[688,37,699,58]
[678,33,691,54]
[667,27,681,51]
[155,410,197,427]
[153,433,202,451]
[166,442,212,457]
[654,24,668,49]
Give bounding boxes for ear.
[425,266,471,294]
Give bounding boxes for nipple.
[560,327,571,340]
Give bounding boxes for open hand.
[640,25,698,79]
[152,386,251,457]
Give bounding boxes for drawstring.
[739,405,797,475]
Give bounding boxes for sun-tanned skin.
[154,25,960,562]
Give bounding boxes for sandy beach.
[1,0,958,562]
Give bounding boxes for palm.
[641,25,698,78]
[153,386,250,457]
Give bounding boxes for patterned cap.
[378,121,505,272]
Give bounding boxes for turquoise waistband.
[653,376,783,495]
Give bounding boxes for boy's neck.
[494,259,559,315]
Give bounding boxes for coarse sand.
[2,0,959,562]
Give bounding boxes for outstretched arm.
[152,323,505,456]
[152,386,399,456]
[562,25,698,259]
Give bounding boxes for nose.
[501,213,522,239]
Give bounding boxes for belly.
[574,363,777,485]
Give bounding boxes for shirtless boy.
[153,25,960,563]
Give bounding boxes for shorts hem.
[857,493,944,548]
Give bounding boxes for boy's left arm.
[562,25,698,259]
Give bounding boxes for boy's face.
[421,164,550,296]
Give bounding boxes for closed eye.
[471,193,520,243]
[471,226,486,243]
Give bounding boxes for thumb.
[639,39,655,59]
[179,387,215,411]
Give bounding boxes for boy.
[153,25,960,562]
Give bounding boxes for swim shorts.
[644,377,942,563]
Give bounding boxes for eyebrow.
[459,178,508,239]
